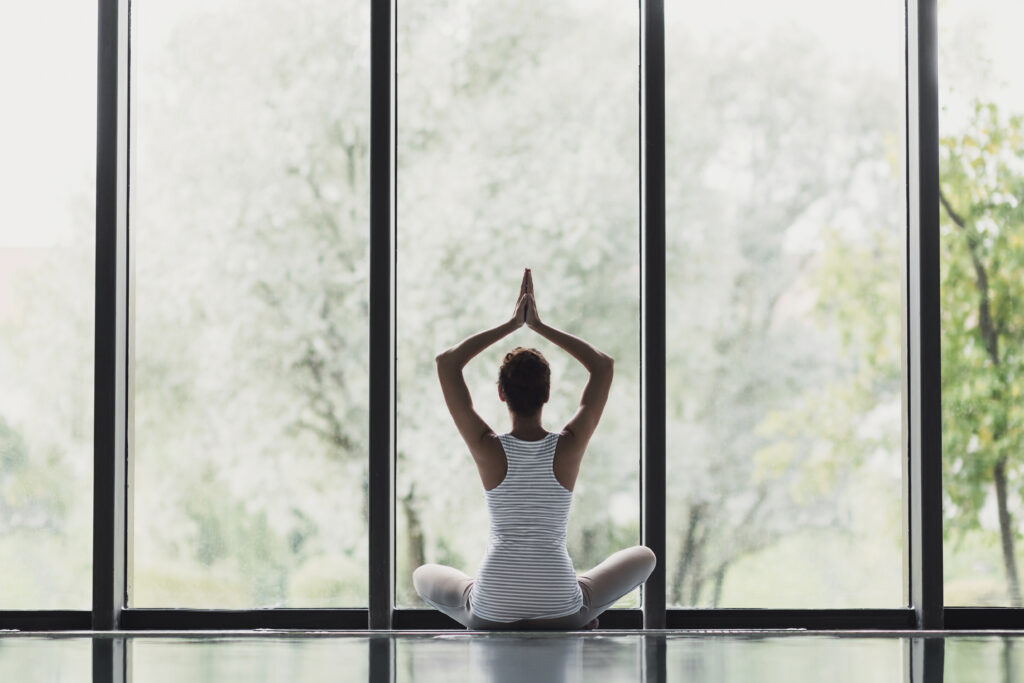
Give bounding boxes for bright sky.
[0,3,96,248]
[0,0,1020,248]
[668,0,904,70]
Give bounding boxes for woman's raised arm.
[522,272,613,447]
[435,271,529,451]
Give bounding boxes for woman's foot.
[582,617,599,630]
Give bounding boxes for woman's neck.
[509,411,546,440]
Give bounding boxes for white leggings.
[412,545,656,630]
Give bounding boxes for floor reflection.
[0,636,90,681]
[664,634,903,681]
[945,637,1023,682]
[396,633,640,682]
[1,631,1023,681]
[128,637,370,681]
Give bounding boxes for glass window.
[665,0,905,606]
[395,0,640,607]
[131,0,370,607]
[0,3,95,608]
[940,0,1024,607]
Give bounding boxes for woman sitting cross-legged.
[413,268,655,630]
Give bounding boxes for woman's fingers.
[524,292,541,326]
[513,292,528,324]
[526,268,534,295]
[520,269,529,298]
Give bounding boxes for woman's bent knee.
[412,564,440,600]
[619,545,656,573]
[620,546,656,584]
[412,564,469,608]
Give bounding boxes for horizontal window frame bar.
[943,608,1024,630]
[667,609,917,631]
[117,609,643,630]
[120,609,369,630]
[392,609,644,630]
[21,609,1024,631]
[0,611,92,631]
[0,609,926,632]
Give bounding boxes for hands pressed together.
[512,268,542,330]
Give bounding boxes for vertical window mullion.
[93,0,130,631]
[906,0,943,629]
[641,0,667,630]
[368,0,395,630]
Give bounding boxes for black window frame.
[4,0,1015,634]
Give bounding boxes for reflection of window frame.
[10,0,1001,638]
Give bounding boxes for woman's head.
[497,347,550,416]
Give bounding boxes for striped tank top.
[468,431,584,622]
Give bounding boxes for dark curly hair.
[498,347,550,416]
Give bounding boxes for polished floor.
[0,631,1019,681]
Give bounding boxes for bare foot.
[582,617,599,630]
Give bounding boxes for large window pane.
[0,3,94,607]
[132,0,370,606]
[940,0,1024,606]
[396,0,640,607]
[665,1,905,606]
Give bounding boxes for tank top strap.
[494,432,559,488]
[497,431,558,461]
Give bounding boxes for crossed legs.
[412,545,656,630]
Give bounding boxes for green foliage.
[0,415,27,472]
[940,103,1024,542]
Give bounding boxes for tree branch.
[939,187,1000,366]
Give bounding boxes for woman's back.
[468,432,584,622]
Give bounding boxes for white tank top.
[468,432,584,622]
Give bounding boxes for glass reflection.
[395,634,640,683]
[0,637,90,682]
[128,637,370,681]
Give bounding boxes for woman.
[413,269,655,630]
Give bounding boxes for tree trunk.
[689,530,708,606]
[582,527,597,569]
[401,487,427,604]
[1003,638,1016,683]
[711,564,727,608]
[941,190,1022,606]
[670,502,705,605]
[993,458,1023,607]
